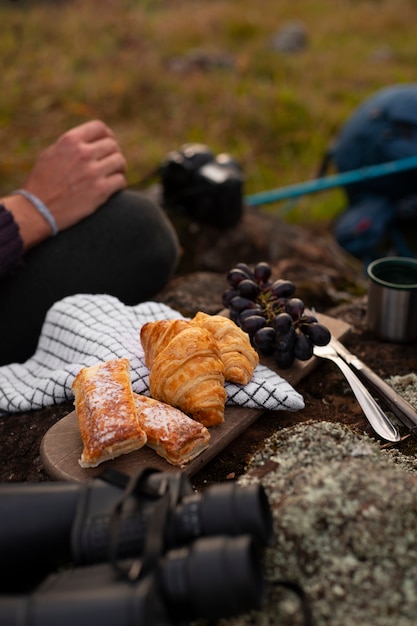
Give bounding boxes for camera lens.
[171,482,273,547]
[161,534,265,621]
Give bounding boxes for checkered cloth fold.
[0,294,305,416]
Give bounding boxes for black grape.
[274,350,295,369]
[238,278,261,299]
[230,295,257,313]
[254,261,272,284]
[294,333,314,361]
[253,327,276,354]
[301,314,318,324]
[234,263,254,279]
[275,327,296,352]
[239,307,264,324]
[285,297,305,320]
[227,268,250,288]
[273,312,293,333]
[240,315,266,334]
[269,279,296,299]
[222,288,239,308]
[305,322,331,346]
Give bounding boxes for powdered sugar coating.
[73,358,147,466]
[133,393,210,465]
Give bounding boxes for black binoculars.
[0,467,274,625]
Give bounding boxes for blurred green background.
[1,0,416,225]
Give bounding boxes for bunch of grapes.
[223,261,331,369]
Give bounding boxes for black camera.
[159,143,244,228]
[0,468,273,625]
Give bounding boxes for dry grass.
[1,0,417,222]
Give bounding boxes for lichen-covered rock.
[224,421,417,626]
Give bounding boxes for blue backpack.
[327,84,417,263]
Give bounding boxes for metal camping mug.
[366,256,417,343]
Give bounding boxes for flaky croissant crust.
[148,326,226,427]
[190,311,259,385]
[140,318,191,369]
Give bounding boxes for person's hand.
[23,119,127,230]
[2,120,127,250]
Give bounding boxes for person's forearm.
[0,203,25,278]
[0,194,52,251]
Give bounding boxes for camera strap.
[270,579,314,626]
[105,468,181,583]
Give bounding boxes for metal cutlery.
[329,338,417,437]
[313,341,401,442]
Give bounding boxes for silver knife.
[314,342,400,442]
[331,338,417,437]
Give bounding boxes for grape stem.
[257,291,284,323]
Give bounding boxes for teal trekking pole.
[244,155,417,207]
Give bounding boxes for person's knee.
[0,190,179,364]
[94,189,180,300]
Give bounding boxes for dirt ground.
[1,208,416,485]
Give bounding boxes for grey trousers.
[0,189,179,365]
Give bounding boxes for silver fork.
[313,341,400,442]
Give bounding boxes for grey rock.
[270,22,309,54]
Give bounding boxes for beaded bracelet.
[12,189,58,236]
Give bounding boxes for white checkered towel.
[0,294,305,416]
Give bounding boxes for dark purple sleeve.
[0,203,24,279]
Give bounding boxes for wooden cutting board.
[40,313,350,482]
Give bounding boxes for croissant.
[72,358,147,468]
[140,318,191,368]
[190,311,259,385]
[148,325,226,427]
[133,393,210,467]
